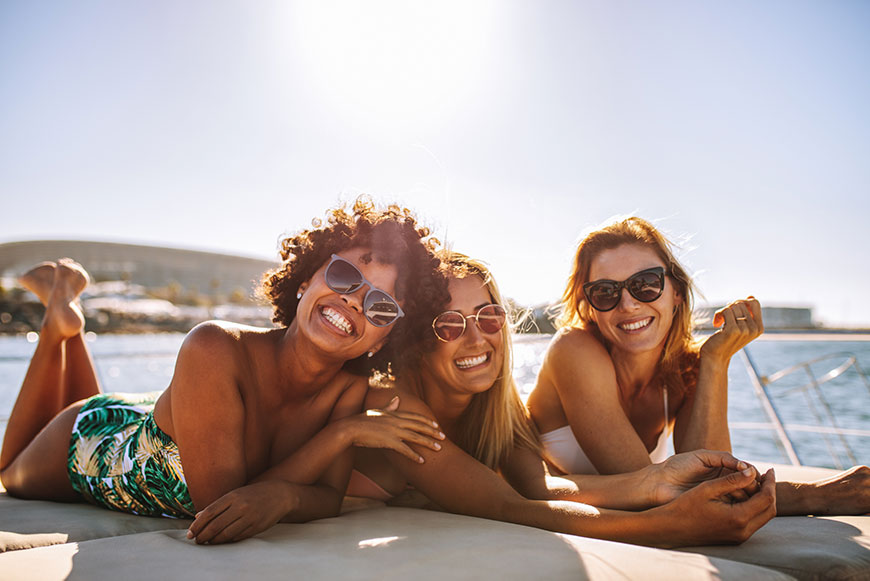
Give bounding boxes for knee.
[0,465,25,497]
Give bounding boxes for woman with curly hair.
[527,216,870,515]
[345,251,776,547]
[0,198,449,544]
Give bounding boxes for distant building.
[0,240,278,303]
[694,306,814,330]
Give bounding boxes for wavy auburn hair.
[558,217,700,394]
[408,251,541,470]
[260,197,448,377]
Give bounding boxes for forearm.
[255,422,351,486]
[537,469,655,510]
[277,482,344,523]
[500,498,685,548]
[677,357,731,452]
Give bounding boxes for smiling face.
[296,246,400,361]
[421,275,505,400]
[587,244,681,357]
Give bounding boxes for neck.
[418,371,474,430]
[276,321,347,397]
[609,343,664,401]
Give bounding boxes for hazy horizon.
[2,1,868,327]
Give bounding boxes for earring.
[367,351,374,358]
[297,291,303,299]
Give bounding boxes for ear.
[368,338,388,357]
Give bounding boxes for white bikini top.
[540,388,671,475]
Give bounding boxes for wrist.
[698,351,729,372]
[636,464,660,509]
[328,417,356,448]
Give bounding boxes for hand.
[660,467,776,547]
[792,465,870,516]
[187,480,296,544]
[649,450,760,506]
[339,396,445,463]
[700,296,764,365]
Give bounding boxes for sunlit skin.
[0,248,445,545]
[343,272,779,548]
[528,241,870,516]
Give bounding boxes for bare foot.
[41,259,90,340]
[18,262,57,305]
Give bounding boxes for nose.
[340,285,369,313]
[616,286,640,311]
[461,316,488,345]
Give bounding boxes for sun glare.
[288,1,497,134]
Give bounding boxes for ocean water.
[2,333,869,469]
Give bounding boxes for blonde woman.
[346,251,776,548]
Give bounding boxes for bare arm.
[187,385,444,544]
[168,323,250,510]
[503,446,763,510]
[384,392,776,548]
[674,297,763,453]
[534,330,652,473]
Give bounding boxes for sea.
[2,333,869,470]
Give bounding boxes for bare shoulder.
[172,321,250,388]
[365,384,432,416]
[543,327,609,368]
[182,320,243,352]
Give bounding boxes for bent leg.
[1,260,91,470]
[0,404,82,501]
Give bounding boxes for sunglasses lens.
[433,312,466,342]
[476,305,506,334]
[586,283,620,311]
[325,259,363,293]
[364,290,401,327]
[628,271,664,302]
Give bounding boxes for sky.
[1,1,869,327]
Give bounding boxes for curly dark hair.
[261,197,450,376]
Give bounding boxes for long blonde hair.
[559,217,700,394]
[411,251,541,470]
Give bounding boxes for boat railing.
[738,348,870,468]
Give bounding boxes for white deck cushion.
[0,507,793,581]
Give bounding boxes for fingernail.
[737,461,747,470]
[438,432,445,439]
[742,468,753,477]
[417,456,425,464]
[431,421,439,428]
[186,530,194,539]
[433,442,441,450]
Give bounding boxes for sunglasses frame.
[582,267,667,313]
[432,303,507,343]
[324,254,405,327]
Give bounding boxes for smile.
[454,353,490,370]
[321,306,355,336]
[618,317,652,332]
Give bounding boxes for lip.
[454,351,492,371]
[616,316,653,334]
[319,304,358,337]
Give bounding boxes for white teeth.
[620,317,652,332]
[322,307,354,335]
[455,353,488,369]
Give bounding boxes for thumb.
[702,467,757,498]
[385,396,400,411]
[712,311,724,328]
